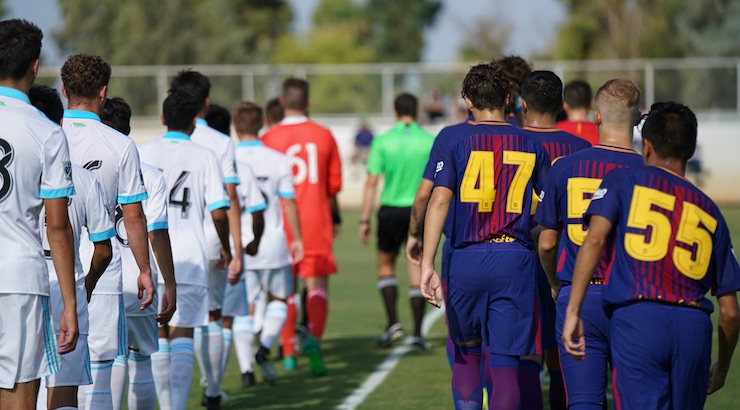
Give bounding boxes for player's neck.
[566,109,590,122]
[524,112,556,128]
[67,98,103,116]
[397,116,415,125]
[648,157,686,176]
[283,108,307,118]
[168,127,194,136]
[238,134,259,142]
[596,128,633,149]
[471,108,506,122]
[0,78,31,96]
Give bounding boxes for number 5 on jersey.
[461,150,535,214]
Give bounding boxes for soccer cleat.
[282,355,297,371]
[201,391,229,407]
[255,347,279,385]
[377,323,405,348]
[303,335,327,376]
[241,371,257,388]
[205,394,221,410]
[410,336,431,350]
[294,325,308,355]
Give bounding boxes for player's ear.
[521,98,528,114]
[31,58,39,77]
[563,101,570,112]
[61,85,68,99]
[642,138,654,161]
[594,110,602,127]
[204,96,210,111]
[98,85,107,104]
[464,97,474,112]
[160,114,166,126]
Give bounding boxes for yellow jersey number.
[460,150,536,214]
[566,177,603,246]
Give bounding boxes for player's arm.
[359,174,379,244]
[328,135,343,238]
[226,182,243,279]
[122,201,155,309]
[709,292,740,394]
[330,195,341,238]
[149,229,176,324]
[212,208,232,267]
[85,239,113,301]
[421,186,453,308]
[407,178,433,265]
[245,210,264,257]
[538,227,561,299]
[282,197,304,264]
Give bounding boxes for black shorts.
[376,206,411,253]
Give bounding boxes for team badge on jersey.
[63,160,72,181]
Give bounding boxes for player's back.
[556,120,600,146]
[191,118,240,184]
[520,126,592,162]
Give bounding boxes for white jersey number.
[286,143,318,185]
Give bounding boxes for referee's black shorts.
[376,206,411,253]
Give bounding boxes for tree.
[458,16,511,62]
[365,0,442,62]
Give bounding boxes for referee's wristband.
[359,219,370,225]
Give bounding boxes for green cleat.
[282,355,297,371]
[303,335,327,376]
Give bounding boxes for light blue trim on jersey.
[118,191,149,204]
[246,202,267,213]
[196,118,208,126]
[89,228,116,242]
[278,191,295,199]
[208,200,230,212]
[147,221,169,232]
[224,176,241,184]
[162,131,190,141]
[0,86,31,104]
[63,110,101,122]
[39,186,76,199]
[236,141,263,148]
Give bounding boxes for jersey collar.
[64,110,101,122]
[237,140,263,148]
[280,115,309,125]
[163,131,190,141]
[0,86,30,104]
[195,118,208,126]
[395,121,419,131]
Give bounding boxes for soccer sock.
[151,338,171,410]
[377,277,398,327]
[36,381,47,410]
[201,321,224,397]
[518,359,543,410]
[260,301,288,349]
[169,337,194,410]
[127,351,156,410]
[253,291,267,334]
[488,353,521,410]
[451,343,483,409]
[193,326,205,386]
[281,295,298,358]
[408,287,426,337]
[233,315,254,373]
[111,354,128,410]
[307,287,328,340]
[80,360,114,410]
[301,286,309,329]
[221,328,233,383]
[548,369,567,410]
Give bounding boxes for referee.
[359,93,435,349]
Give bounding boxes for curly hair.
[60,53,111,100]
[461,63,511,111]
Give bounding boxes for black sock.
[377,277,398,328]
[300,286,308,328]
[409,287,425,337]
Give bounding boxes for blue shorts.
[534,254,557,351]
[610,302,711,410]
[556,285,610,408]
[446,243,536,356]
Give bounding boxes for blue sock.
[451,343,483,410]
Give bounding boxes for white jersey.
[121,163,169,316]
[191,119,240,259]
[234,160,267,252]
[235,141,295,269]
[139,131,229,287]
[0,86,75,296]
[64,110,148,295]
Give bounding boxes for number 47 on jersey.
[460,150,536,214]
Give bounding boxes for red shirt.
[556,120,600,146]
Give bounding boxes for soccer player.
[421,63,551,410]
[264,97,284,129]
[0,19,77,410]
[535,79,645,409]
[359,92,435,349]
[262,78,342,376]
[139,89,231,410]
[497,55,532,127]
[29,84,65,124]
[563,102,740,409]
[61,53,155,410]
[205,103,232,136]
[169,71,241,401]
[557,80,600,146]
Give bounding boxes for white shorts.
[0,294,56,389]
[222,279,248,317]
[208,261,227,311]
[88,294,127,361]
[45,335,91,388]
[161,284,208,329]
[246,266,293,303]
[50,277,89,335]
[122,272,159,317]
[126,315,158,356]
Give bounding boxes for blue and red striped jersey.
[585,166,740,313]
[519,127,591,163]
[534,145,645,284]
[433,120,551,249]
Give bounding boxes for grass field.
[179,208,740,409]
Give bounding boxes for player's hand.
[562,311,585,360]
[216,248,233,269]
[406,235,423,266]
[227,248,244,284]
[157,285,177,325]
[359,222,370,245]
[333,223,341,238]
[58,306,79,354]
[708,362,728,394]
[420,265,444,308]
[550,281,561,302]
[245,240,259,257]
[290,239,304,264]
[137,272,156,310]
[85,275,95,303]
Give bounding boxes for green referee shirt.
[367,121,435,207]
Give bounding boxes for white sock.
[220,328,233,384]
[79,360,114,410]
[169,337,194,410]
[36,380,47,410]
[260,301,288,350]
[253,291,267,333]
[111,354,128,410]
[151,338,171,410]
[233,315,254,373]
[202,321,224,397]
[193,326,205,387]
[127,351,156,410]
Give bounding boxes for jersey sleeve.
[423,134,444,181]
[206,152,230,212]
[534,164,562,230]
[222,141,240,185]
[366,137,383,176]
[117,139,148,204]
[277,156,295,199]
[532,143,552,195]
[327,134,342,196]
[144,169,169,232]
[584,171,622,226]
[238,163,267,213]
[432,138,457,191]
[40,127,75,199]
[711,215,740,296]
[86,178,116,242]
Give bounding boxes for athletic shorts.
[446,243,536,356]
[297,253,338,279]
[0,294,57,389]
[376,206,411,253]
[50,277,90,335]
[163,284,208,329]
[126,315,158,356]
[247,266,293,302]
[208,261,227,311]
[610,302,712,410]
[223,279,248,317]
[122,270,159,317]
[45,335,92,388]
[534,255,557,352]
[88,294,127,361]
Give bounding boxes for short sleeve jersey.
[262,116,342,256]
[139,132,229,287]
[556,120,600,146]
[534,145,644,284]
[585,166,740,313]
[235,160,268,251]
[433,121,551,249]
[236,141,295,269]
[0,86,75,296]
[367,122,435,207]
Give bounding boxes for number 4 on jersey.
[461,150,535,214]
[169,171,191,218]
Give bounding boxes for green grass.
[178,208,740,409]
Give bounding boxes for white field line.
[334,305,446,410]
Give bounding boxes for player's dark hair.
[461,63,510,111]
[163,89,199,132]
[496,55,532,88]
[265,97,284,126]
[101,97,132,136]
[641,102,697,162]
[233,101,264,136]
[0,19,43,81]
[60,53,111,100]
[563,80,592,110]
[521,70,563,116]
[29,84,63,124]
[170,70,211,112]
[394,93,418,118]
[206,103,231,136]
[282,78,309,111]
